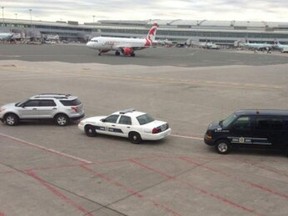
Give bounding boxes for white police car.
[78,109,171,144]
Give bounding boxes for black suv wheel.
[215,140,231,154]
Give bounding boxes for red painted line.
[129,159,175,179]
[256,164,288,179]
[130,159,263,216]
[0,212,5,216]
[0,133,92,164]
[80,164,182,216]
[25,170,94,216]
[180,156,288,200]
[80,164,143,199]
[224,157,288,179]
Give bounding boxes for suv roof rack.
[32,93,71,99]
[119,108,135,114]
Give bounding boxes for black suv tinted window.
[60,99,81,106]
[232,116,251,130]
[256,117,284,130]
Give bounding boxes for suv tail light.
[71,106,78,112]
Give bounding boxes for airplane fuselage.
[0,33,13,40]
[243,42,272,50]
[87,37,149,50]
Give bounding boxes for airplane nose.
[86,41,92,47]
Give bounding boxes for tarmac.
[0,44,288,216]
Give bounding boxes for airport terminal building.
[1,18,288,46]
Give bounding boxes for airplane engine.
[122,47,134,56]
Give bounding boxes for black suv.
[204,109,288,155]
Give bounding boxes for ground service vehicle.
[0,93,85,126]
[204,109,288,155]
[78,108,171,144]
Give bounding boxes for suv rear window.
[60,99,81,106]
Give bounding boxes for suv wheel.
[85,125,97,137]
[4,113,19,126]
[129,132,142,144]
[55,114,69,126]
[215,140,231,154]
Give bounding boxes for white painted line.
[171,134,203,140]
[0,133,92,164]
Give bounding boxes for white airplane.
[197,41,219,49]
[0,33,13,40]
[238,40,273,51]
[86,23,159,56]
[273,41,288,51]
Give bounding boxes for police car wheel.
[129,132,142,144]
[85,125,97,137]
[216,140,231,154]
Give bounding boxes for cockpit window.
[91,39,98,42]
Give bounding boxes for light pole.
[1,6,4,27]
[29,9,32,27]
[92,15,96,33]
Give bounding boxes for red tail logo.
[145,23,159,47]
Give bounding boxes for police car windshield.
[221,113,237,128]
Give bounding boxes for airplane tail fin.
[146,23,158,43]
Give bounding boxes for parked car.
[78,108,171,144]
[204,109,288,155]
[0,93,85,126]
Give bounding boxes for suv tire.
[55,114,69,126]
[4,113,19,126]
[215,140,231,154]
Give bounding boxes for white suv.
[0,93,85,126]
[78,108,171,144]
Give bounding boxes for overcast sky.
[1,0,288,24]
